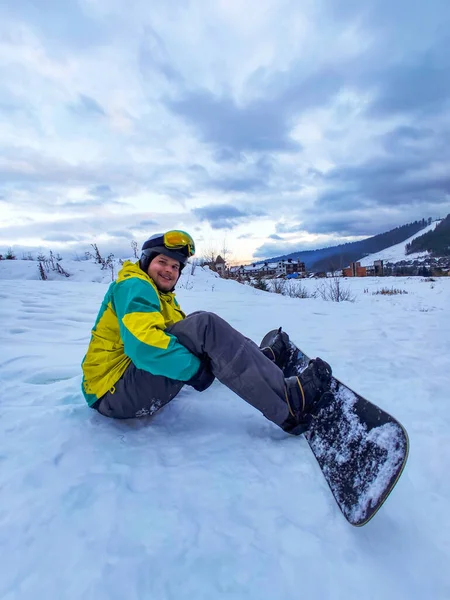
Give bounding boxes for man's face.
[147,253,181,292]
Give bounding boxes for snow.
[359,220,440,265]
[1,259,450,599]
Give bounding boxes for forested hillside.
[405,214,450,256]
[265,219,431,270]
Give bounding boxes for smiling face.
[147,253,181,292]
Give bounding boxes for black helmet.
[139,230,195,273]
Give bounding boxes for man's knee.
[187,310,225,328]
[188,310,216,320]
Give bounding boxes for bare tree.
[202,245,219,270]
[220,238,232,266]
[131,240,139,258]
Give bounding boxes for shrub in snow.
[284,281,314,299]
[37,250,71,279]
[372,287,408,296]
[88,243,104,265]
[85,244,116,280]
[316,277,356,302]
[131,240,139,259]
[251,276,270,292]
[56,263,70,278]
[38,262,47,280]
[271,279,286,294]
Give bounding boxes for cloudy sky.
[1,0,450,263]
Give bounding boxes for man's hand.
[186,359,215,392]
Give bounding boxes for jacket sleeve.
[112,278,201,381]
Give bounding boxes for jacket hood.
[117,260,151,284]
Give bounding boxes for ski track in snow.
[1,266,450,599]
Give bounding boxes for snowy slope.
[1,260,450,599]
[359,220,440,266]
[0,257,131,283]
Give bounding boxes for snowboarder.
[81,230,332,434]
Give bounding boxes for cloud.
[166,89,303,153]
[108,230,134,239]
[192,204,267,229]
[208,175,267,193]
[369,62,450,117]
[68,94,106,117]
[138,26,185,87]
[275,223,305,234]
[206,155,275,193]
[381,126,435,154]
[138,219,159,227]
[89,184,113,197]
[58,198,127,209]
[318,151,450,210]
[213,148,241,163]
[42,233,85,242]
[1,0,450,261]
[1,0,107,52]
[0,149,107,188]
[0,211,180,252]
[254,238,336,259]
[164,63,350,155]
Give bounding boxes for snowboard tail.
[284,342,409,526]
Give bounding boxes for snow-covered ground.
[359,220,440,266]
[1,259,450,600]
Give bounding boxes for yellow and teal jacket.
[81,260,200,405]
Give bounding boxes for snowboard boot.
[259,327,291,370]
[281,358,333,435]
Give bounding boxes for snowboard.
[274,333,409,526]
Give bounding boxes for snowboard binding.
[259,327,292,370]
[286,391,334,435]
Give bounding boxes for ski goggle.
[163,230,196,257]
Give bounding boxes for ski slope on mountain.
[359,220,440,266]
[1,260,450,600]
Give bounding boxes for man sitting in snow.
[81,230,332,435]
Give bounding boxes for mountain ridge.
[259,218,445,271]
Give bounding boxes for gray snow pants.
[95,311,290,428]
